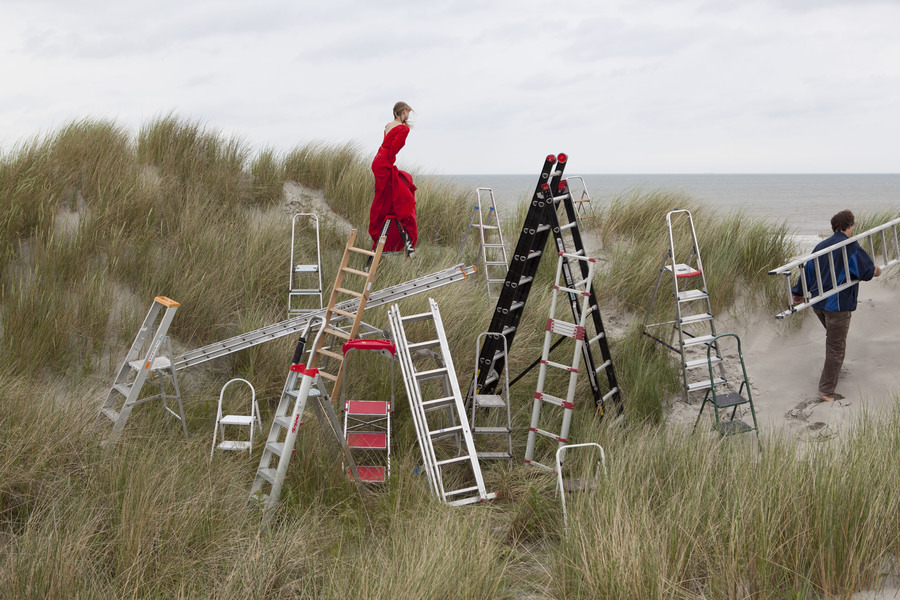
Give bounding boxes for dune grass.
[1,116,898,599]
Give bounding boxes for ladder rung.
[472,426,509,435]
[685,356,723,370]
[536,224,551,233]
[113,383,132,397]
[293,264,319,273]
[265,441,286,457]
[594,359,612,373]
[317,348,344,361]
[526,250,542,260]
[477,451,512,460]
[444,485,481,497]
[429,425,463,438]
[483,242,503,247]
[480,225,499,230]
[274,416,292,429]
[421,396,455,410]
[681,313,713,325]
[257,468,277,485]
[682,334,716,348]
[348,246,376,257]
[415,367,448,381]
[535,391,567,408]
[483,372,499,386]
[401,311,434,323]
[687,377,727,392]
[602,387,620,402]
[318,370,339,382]
[532,427,565,442]
[510,301,524,312]
[330,307,357,319]
[502,325,516,336]
[407,339,440,351]
[435,455,474,467]
[325,327,351,340]
[588,332,606,344]
[518,275,533,286]
[560,222,577,231]
[484,261,507,266]
[342,267,369,277]
[335,287,364,298]
[101,407,119,421]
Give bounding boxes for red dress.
[369,124,418,251]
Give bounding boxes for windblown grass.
[1,116,898,599]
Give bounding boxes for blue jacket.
[792,232,877,312]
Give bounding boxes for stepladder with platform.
[472,154,620,418]
[100,296,188,446]
[288,212,323,316]
[250,229,387,511]
[457,187,509,297]
[468,332,512,462]
[389,299,495,506]
[642,209,727,402]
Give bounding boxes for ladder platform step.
[712,391,750,408]
[293,264,319,273]
[274,416,292,429]
[128,356,172,371]
[715,420,754,435]
[351,466,386,482]
[687,377,727,392]
[667,264,702,278]
[346,400,390,416]
[286,387,323,399]
[112,383,132,397]
[217,440,252,451]
[472,426,510,435]
[101,407,119,421]
[685,356,723,370]
[348,432,387,449]
[265,441,287,457]
[677,289,708,302]
[219,415,256,426]
[474,394,506,408]
[415,367,448,381]
[477,451,512,460]
[257,468,277,485]
[681,313,713,325]
[682,334,717,348]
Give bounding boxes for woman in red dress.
[369,101,418,252]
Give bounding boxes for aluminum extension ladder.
[468,332,512,461]
[769,216,900,318]
[525,252,609,470]
[100,296,188,446]
[249,319,360,513]
[288,212,323,316]
[472,154,620,417]
[642,209,726,402]
[389,299,495,506]
[457,188,509,297]
[341,339,396,484]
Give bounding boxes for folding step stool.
[100,296,188,446]
[341,339,396,484]
[389,299,495,506]
[210,378,261,459]
[472,154,620,417]
[693,333,761,447]
[457,188,509,297]
[468,332,512,461]
[642,209,726,402]
[288,212,323,316]
[525,251,610,470]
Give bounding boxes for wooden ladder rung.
[342,267,369,277]
[335,287,364,298]
[348,247,376,257]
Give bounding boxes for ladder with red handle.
[100,296,188,446]
[249,319,361,512]
[642,209,726,402]
[388,299,496,506]
[341,339,396,484]
[525,252,605,471]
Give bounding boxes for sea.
[441,174,900,240]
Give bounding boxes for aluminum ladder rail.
[169,264,475,372]
[525,252,606,470]
[288,212,324,316]
[389,299,496,506]
[100,296,188,446]
[249,319,361,513]
[469,332,512,461]
[457,188,509,297]
[473,154,620,416]
[308,228,387,402]
[642,209,726,402]
[769,216,900,319]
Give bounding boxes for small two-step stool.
[341,339,396,484]
[210,378,262,459]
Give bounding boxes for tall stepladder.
[288,212,324,316]
[389,299,496,506]
[457,187,509,297]
[100,296,188,446]
[525,252,606,470]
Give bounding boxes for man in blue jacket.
[792,210,881,402]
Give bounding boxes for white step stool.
[210,378,262,459]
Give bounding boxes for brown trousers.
[813,308,852,397]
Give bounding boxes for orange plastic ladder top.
[346,400,390,416]
[342,339,396,356]
[154,296,180,308]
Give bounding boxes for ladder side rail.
[388,305,443,499]
[429,299,489,500]
[115,301,163,382]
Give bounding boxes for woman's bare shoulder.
[384,121,409,135]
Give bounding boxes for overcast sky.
[1,0,899,174]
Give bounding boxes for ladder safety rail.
[171,264,476,371]
[288,213,324,316]
[555,443,606,535]
[389,299,496,505]
[768,216,900,318]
